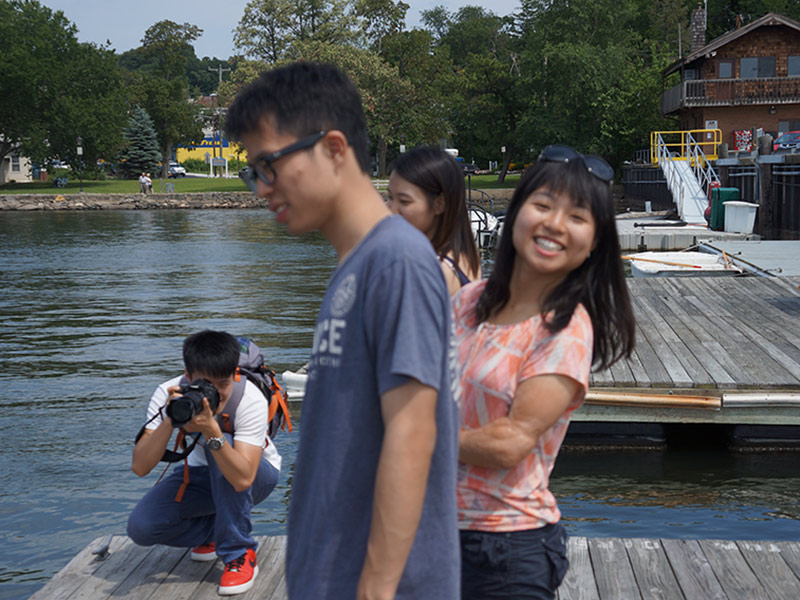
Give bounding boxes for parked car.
[773,131,800,153]
[168,162,187,177]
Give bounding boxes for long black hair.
[391,146,480,277]
[475,159,635,370]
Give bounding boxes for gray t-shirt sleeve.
[364,255,448,397]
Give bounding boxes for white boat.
[281,365,308,399]
[625,251,743,278]
[469,205,502,249]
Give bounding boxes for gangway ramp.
[651,129,721,226]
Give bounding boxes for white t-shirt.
[145,375,282,471]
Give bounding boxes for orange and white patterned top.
[453,280,593,532]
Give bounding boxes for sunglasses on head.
[239,131,328,193]
[538,144,614,183]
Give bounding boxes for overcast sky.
[42,0,521,59]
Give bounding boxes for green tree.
[425,6,522,180]
[222,39,449,175]
[119,44,233,96]
[289,40,414,175]
[140,20,203,81]
[0,0,126,170]
[234,0,359,61]
[513,0,673,168]
[119,106,161,177]
[354,0,409,53]
[123,20,205,178]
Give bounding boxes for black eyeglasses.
[538,144,614,183]
[239,131,327,193]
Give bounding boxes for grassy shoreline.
[0,174,521,195]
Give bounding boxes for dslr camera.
[166,378,221,427]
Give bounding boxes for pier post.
[757,160,773,238]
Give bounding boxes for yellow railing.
[650,129,721,165]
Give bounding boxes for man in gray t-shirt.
[226,63,459,599]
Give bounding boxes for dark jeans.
[460,523,569,600]
[127,440,279,564]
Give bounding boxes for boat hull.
[628,251,742,278]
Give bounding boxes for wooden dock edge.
[31,534,800,599]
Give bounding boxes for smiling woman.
[453,144,636,600]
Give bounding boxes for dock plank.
[736,540,800,600]
[624,538,684,600]
[647,279,738,388]
[777,541,800,580]
[35,535,800,599]
[661,538,727,600]
[637,285,716,387]
[139,550,215,600]
[709,279,800,381]
[29,536,138,600]
[681,281,794,387]
[698,539,770,600]
[105,544,189,600]
[629,293,695,387]
[588,538,643,599]
[558,536,600,600]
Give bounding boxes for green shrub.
[182,158,207,173]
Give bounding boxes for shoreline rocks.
[0,192,268,211]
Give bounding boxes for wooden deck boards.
[589,276,800,390]
[34,535,800,600]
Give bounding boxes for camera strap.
[133,407,201,463]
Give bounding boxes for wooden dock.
[31,534,800,599]
[579,276,800,427]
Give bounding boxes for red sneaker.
[219,548,258,596]
[190,542,217,562]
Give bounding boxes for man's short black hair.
[224,61,371,174]
[183,330,240,378]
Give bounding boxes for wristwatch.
[206,436,225,451]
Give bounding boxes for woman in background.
[453,145,636,599]
[387,146,481,295]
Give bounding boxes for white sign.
[399,144,406,153]
[705,120,718,139]
[501,146,506,153]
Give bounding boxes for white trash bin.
[723,201,758,234]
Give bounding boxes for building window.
[717,59,734,78]
[683,68,698,81]
[789,56,800,76]
[11,155,20,172]
[740,57,776,78]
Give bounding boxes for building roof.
[664,12,800,76]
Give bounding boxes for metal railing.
[649,129,721,165]
[662,76,800,113]
[651,129,720,222]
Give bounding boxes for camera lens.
[167,397,195,426]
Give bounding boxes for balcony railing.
[661,76,800,114]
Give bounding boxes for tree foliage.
[0,0,126,169]
[119,20,205,177]
[233,0,359,61]
[140,20,203,81]
[223,0,790,177]
[119,106,161,177]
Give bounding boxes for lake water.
[2,209,799,600]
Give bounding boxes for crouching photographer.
[127,330,281,596]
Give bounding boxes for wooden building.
[662,11,800,149]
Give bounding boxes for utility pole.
[208,65,231,85]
